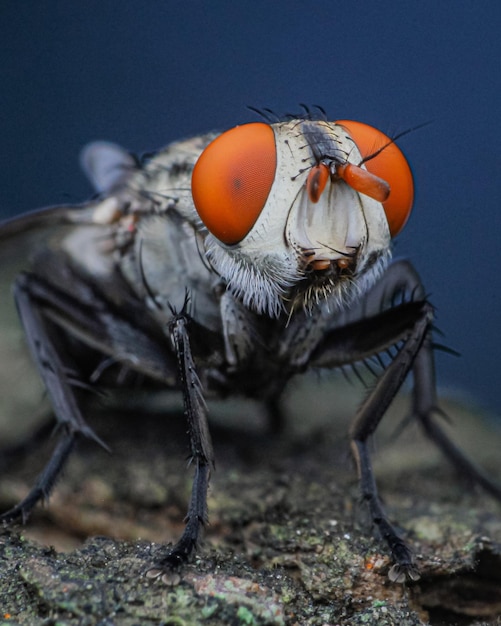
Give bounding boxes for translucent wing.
[0,141,137,443]
[0,208,77,443]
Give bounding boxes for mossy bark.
[0,377,500,625]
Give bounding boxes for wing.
[0,208,82,444]
[0,141,138,444]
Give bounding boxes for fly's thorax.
[125,212,222,331]
[78,134,224,331]
[130,134,217,222]
[201,120,392,318]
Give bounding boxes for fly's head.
[191,118,414,317]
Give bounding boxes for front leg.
[354,260,501,502]
[310,258,501,579]
[149,311,214,574]
[308,260,436,580]
[348,301,433,582]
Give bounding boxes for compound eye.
[192,123,277,245]
[336,120,414,237]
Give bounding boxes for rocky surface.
[0,377,500,625]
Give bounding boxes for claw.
[146,566,182,586]
[388,563,421,583]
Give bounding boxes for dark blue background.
[1,1,500,412]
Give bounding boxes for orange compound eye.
[336,120,414,237]
[191,123,277,245]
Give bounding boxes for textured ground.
[0,376,500,625]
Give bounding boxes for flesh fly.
[1,115,499,583]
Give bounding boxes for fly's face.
[191,119,414,317]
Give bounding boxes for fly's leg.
[412,339,501,500]
[1,269,178,525]
[310,258,501,579]
[349,301,433,582]
[368,260,501,500]
[0,273,105,525]
[0,432,77,525]
[148,312,214,574]
[308,297,435,580]
[5,272,213,564]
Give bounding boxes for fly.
[0,114,499,584]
